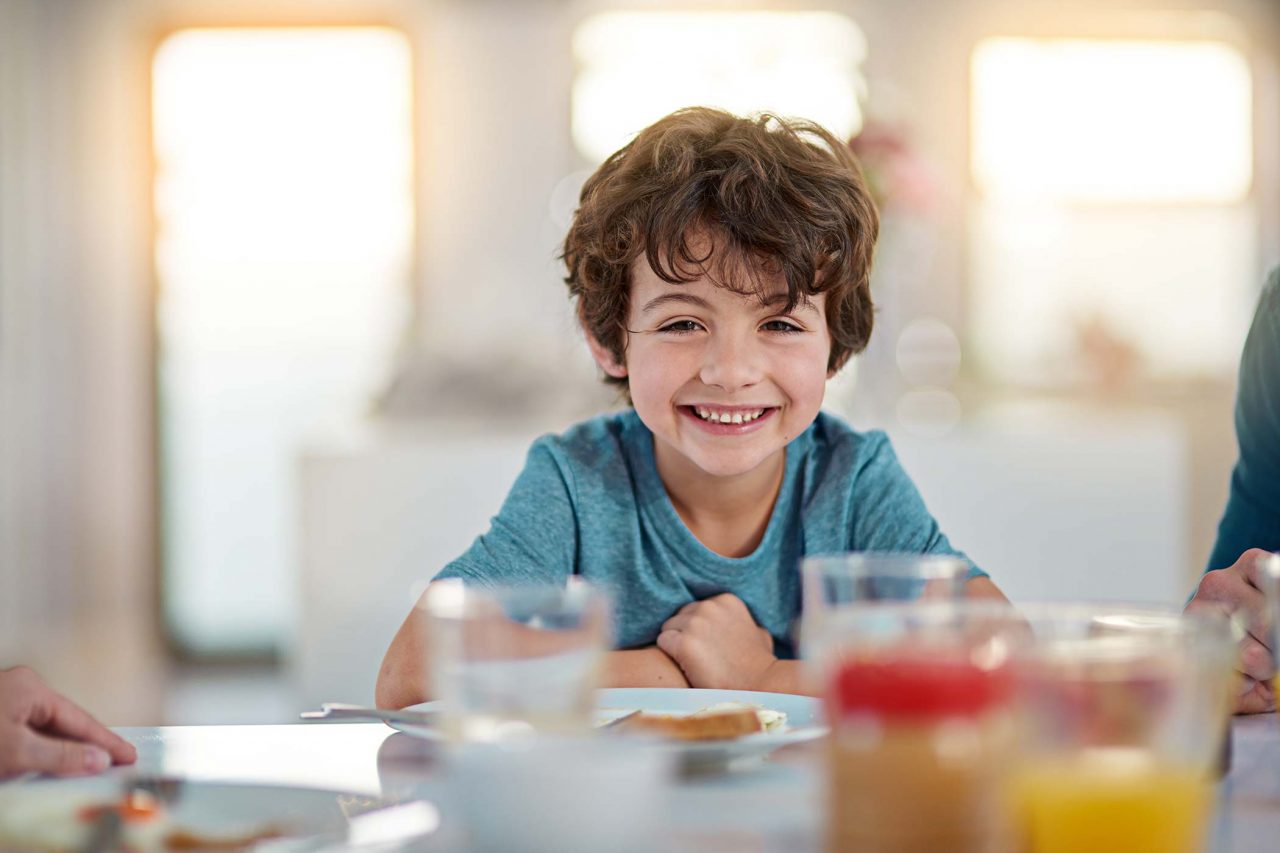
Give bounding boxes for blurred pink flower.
[849,122,938,216]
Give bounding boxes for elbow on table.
[375,646,425,710]
[373,668,400,711]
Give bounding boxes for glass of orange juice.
[1009,604,1240,853]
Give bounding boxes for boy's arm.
[752,661,811,696]
[601,648,690,688]
[377,442,580,709]
[656,594,800,693]
[374,589,686,708]
[376,601,428,709]
[964,575,1009,601]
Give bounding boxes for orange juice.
[1015,752,1211,853]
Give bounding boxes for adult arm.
[0,666,137,779]
[1207,267,1280,570]
[1190,269,1280,714]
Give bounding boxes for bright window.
[967,36,1256,385]
[153,27,414,655]
[971,38,1251,203]
[572,12,866,163]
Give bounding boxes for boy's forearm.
[601,647,690,688]
[753,660,817,696]
[964,575,1009,602]
[376,608,429,710]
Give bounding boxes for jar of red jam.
[825,651,1016,853]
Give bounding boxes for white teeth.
[691,407,767,424]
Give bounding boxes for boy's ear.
[584,330,628,379]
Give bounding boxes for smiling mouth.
[680,405,777,425]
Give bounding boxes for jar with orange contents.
[816,602,1018,853]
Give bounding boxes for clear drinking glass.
[1009,604,1241,853]
[452,735,672,853]
[800,552,970,662]
[812,599,1021,853]
[421,578,610,742]
[802,553,970,608]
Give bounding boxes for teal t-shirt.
[435,409,982,658]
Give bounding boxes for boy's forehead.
[630,240,794,299]
[630,258,818,314]
[632,258,783,299]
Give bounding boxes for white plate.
[392,687,827,767]
[0,777,437,851]
[597,688,828,767]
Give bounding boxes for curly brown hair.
[562,106,879,396]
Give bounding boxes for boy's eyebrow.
[759,293,819,315]
[641,292,820,315]
[640,293,712,313]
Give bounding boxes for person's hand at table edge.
[1186,548,1277,715]
[0,665,137,779]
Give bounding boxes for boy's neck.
[652,441,786,559]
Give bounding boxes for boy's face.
[590,247,833,482]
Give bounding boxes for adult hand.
[657,594,778,691]
[0,665,137,779]
[1186,548,1277,715]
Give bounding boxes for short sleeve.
[1208,267,1280,570]
[850,434,987,578]
[434,439,579,585]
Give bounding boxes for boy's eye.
[762,319,804,333]
[658,319,703,334]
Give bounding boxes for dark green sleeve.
[1207,266,1280,571]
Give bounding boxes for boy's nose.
[699,333,764,392]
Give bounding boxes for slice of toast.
[613,707,764,741]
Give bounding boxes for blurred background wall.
[1,0,1277,724]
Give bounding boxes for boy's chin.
[685,448,782,480]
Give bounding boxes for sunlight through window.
[572,12,866,163]
[153,27,414,655]
[967,35,1256,385]
[971,38,1251,203]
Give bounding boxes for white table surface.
[66,714,1280,851]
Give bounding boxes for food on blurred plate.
[0,784,281,851]
[609,704,767,741]
[698,702,787,733]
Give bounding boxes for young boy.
[376,107,1005,709]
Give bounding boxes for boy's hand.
[0,666,137,779]
[1185,548,1276,715]
[657,594,777,691]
